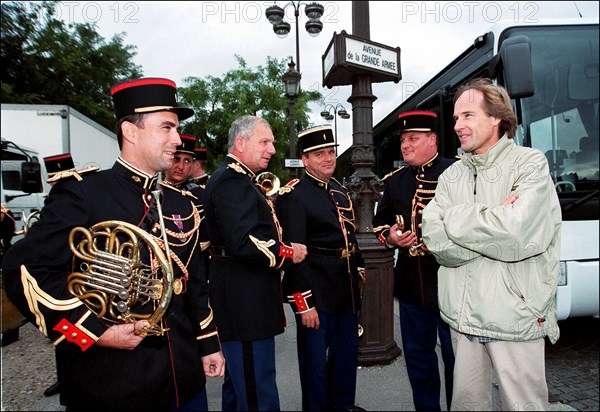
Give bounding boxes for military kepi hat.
[397,111,438,134]
[194,147,208,161]
[44,153,75,176]
[110,77,194,121]
[176,134,196,155]
[298,125,337,153]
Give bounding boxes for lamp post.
[266,2,324,175]
[282,59,302,177]
[320,103,351,154]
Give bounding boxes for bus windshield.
[506,25,599,195]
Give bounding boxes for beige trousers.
[450,328,549,411]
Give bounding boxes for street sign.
[322,30,402,88]
[284,158,304,168]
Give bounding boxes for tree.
[1,1,142,130]
[179,55,322,181]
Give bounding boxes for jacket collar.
[462,134,514,169]
[304,171,330,190]
[412,153,440,173]
[115,158,159,190]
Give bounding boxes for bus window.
[505,24,599,193]
[529,107,594,184]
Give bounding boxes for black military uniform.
[172,135,211,272]
[41,153,98,399]
[373,113,455,306]
[275,125,366,412]
[205,154,294,341]
[205,126,299,410]
[372,111,455,411]
[1,78,220,411]
[374,156,456,306]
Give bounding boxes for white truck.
[1,103,120,234]
[1,104,119,345]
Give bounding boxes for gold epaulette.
[382,166,406,181]
[46,166,99,183]
[228,162,247,175]
[278,178,300,196]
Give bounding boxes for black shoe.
[44,381,60,397]
[351,406,366,411]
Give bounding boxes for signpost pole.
[321,1,402,365]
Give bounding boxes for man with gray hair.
[204,115,307,411]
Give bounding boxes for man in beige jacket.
[423,78,561,411]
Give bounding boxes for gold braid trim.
[162,207,201,241]
[151,205,201,279]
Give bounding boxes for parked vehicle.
[338,18,599,320]
[1,104,119,187]
[1,104,119,345]
[1,139,44,346]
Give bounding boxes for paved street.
[544,317,599,411]
[2,303,597,411]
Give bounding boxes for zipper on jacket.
[473,173,477,196]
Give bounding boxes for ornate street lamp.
[266,2,324,176]
[320,104,351,154]
[265,2,325,72]
[282,59,302,177]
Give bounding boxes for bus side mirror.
[20,161,43,193]
[491,35,535,98]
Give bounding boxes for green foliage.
[179,56,322,181]
[0,1,142,130]
[1,2,324,178]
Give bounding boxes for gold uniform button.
[71,332,78,339]
[62,325,69,331]
[81,339,88,345]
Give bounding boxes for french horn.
[67,192,174,336]
[255,172,280,197]
[14,210,41,237]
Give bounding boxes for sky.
[52,1,599,154]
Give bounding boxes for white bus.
[372,18,599,320]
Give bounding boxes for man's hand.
[502,194,519,206]
[291,242,307,263]
[202,351,226,378]
[300,308,320,330]
[387,224,418,249]
[95,320,147,350]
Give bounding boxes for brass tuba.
[255,172,280,197]
[67,193,174,336]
